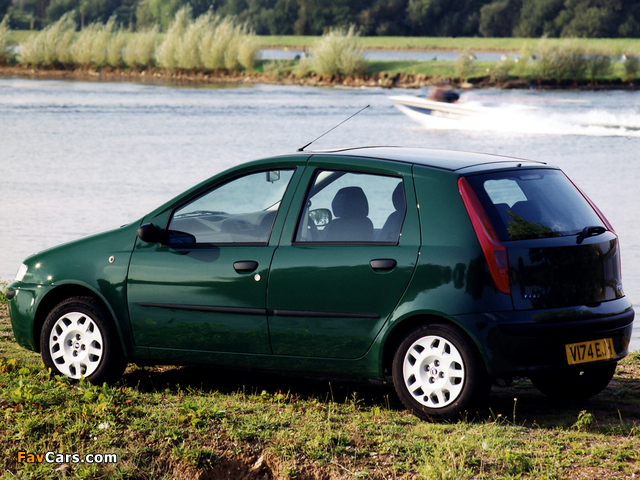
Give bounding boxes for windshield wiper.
[576,226,606,244]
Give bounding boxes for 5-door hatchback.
[7,147,634,420]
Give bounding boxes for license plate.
[565,338,615,365]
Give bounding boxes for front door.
[267,158,421,359]
[127,168,298,354]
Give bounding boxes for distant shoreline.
[2,64,640,90]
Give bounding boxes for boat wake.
[392,95,640,137]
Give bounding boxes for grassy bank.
[1,303,640,479]
[7,32,640,55]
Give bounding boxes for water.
[0,78,638,350]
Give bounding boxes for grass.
[257,36,640,55]
[8,32,640,55]
[1,303,640,479]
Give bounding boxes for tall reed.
[0,16,11,64]
[19,13,76,66]
[155,5,191,69]
[122,26,158,68]
[310,25,366,76]
[157,8,260,71]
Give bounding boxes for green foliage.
[535,38,588,80]
[623,54,640,80]
[454,52,474,80]
[489,56,514,82]
[587,53,612,81]
[572,410,595,432]
[479,0,520,38]
[0,278,8,303]
[310,25,366,76]
[135,0,184,31]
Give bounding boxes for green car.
[7,147,634,420]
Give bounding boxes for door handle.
[233,261,259,273]
[370,259,397,271]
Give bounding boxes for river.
[0,78,638,350]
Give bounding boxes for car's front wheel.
[392,323,489,421]
[41,296,126,384]
[530,362,617,400]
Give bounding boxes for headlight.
[15,264,28,282]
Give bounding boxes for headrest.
[332,187,369,218]
[392,182,405,211]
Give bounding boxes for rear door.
[267,156,421,359]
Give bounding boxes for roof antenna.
[297,105,370,152]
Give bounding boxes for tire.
[40,296,126,384]
[392,323,489,421]
[530,362,616,400]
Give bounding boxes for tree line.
[3,0,640,38]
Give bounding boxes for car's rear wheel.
[41,296,126,384]
[392,323,489,421]
[530,362,617,400]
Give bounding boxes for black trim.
[497,308,634,337]
[138,303,265,316]
[270,309,379,319]
[137,302,379,319]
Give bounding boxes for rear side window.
[466,169,604,241]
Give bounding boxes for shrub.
[18,13,76,66]
[455,52,475,80]
[0,15,11,64]
[310,25,366,76]
[535,38,587,80]
[490,56,514,82]
[623,54,640,80]
[587,53,612,81]
[0,279,7,304]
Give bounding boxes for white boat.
[389,94,479,122]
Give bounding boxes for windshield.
[465,169,604,241]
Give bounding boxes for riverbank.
[2,63,640,90]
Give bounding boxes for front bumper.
[458,297,635,377]
[7,282,54,352]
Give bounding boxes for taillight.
[458,177,511,294]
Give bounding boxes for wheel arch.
[381,313,490,380]
[33,284,128,358]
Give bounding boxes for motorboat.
[389,94,479,122]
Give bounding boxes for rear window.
[465,169,604,241]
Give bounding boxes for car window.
[168,169,294,245]
[466,169,604,241]
[295,170,406,243]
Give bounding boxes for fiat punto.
[7,147,634,420]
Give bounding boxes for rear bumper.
[458,297,634,377]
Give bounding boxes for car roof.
[300,146,546,172]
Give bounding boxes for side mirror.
[310,208,332,227]
[137,223,163,244]
[266,171,281,183]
